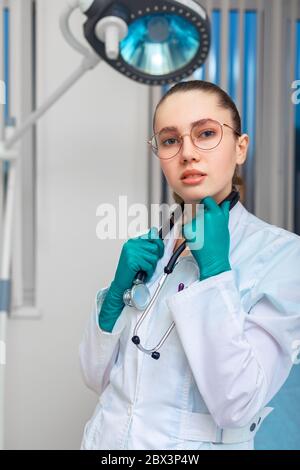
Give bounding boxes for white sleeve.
[166,262,300,429]
[79,287,127,395]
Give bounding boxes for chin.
[180,190,209,204]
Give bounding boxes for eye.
[200,130,216,138]
[162,137,180,146]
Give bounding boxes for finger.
[145,227,164,257]
[220,200,230,224]
[132,260,154,281]
[136,256,157,280]
[152,238,165,258]
[137,241,163,260]
[139,227,158,240]
[137,235,164,258]
[137,248,160,268]
[139,229,151,240]
[136,241,160,255]
[200,196,220,212]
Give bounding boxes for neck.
[183,184,235,219]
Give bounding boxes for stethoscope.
[123,189,240,360]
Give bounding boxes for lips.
[181,169,207,180]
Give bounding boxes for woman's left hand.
[182,196,231,281]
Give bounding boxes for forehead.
[154,90,232,133]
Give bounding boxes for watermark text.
[0,80,5,105]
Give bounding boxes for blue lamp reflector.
[120,14,201,76]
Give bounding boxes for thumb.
[140,226,158,240]
[149,226,159,239]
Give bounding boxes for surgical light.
[82,0,211,85]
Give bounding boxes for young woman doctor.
[79,80,300,450]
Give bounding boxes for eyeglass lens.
[151,119,223,159]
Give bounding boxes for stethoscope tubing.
[130,189,240,359]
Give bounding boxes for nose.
[179,134,202,163]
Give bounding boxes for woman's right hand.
[99,227,164,332]
[112,227,165,294]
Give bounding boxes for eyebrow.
[157,118,213,134]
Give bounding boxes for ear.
[236,134,249,165]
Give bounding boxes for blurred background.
[0,0,299,449]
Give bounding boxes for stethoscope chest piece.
[123,279,151,311]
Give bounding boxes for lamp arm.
[60,0,95,57]
[2,55,100,151]
[1,1,101,152]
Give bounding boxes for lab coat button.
[250,423,256,432]
[127,405,132,415]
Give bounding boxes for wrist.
[200,260,231,281]
[98,282,125,332]
[98,315,115,332]
[110,279,126,300]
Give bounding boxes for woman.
[79,80,300,450]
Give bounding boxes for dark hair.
[153,80,244,203]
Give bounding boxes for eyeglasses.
[148,118,241,160]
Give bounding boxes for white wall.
[5,0,149,449]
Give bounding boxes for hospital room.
[0,0,300,453]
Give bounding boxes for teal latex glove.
[182,197,231,281]
[99,227,164,332]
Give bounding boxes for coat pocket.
[80,400,104,450]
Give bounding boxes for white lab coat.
[79,201,300,450]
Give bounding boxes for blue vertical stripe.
[242,11,257,211]
[243,11,257,137]
[193,63,205,80]
[210,10,221,85]
[3,8,11,186]
[295,20,300,235]
[228,10,239,101]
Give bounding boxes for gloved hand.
[99,227,165,332]
[182,197,231,281]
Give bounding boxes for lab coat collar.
[146,200,248,289]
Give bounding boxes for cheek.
[160,160,177,183]
[209,145,236,178]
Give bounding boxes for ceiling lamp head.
[81,0,211,85]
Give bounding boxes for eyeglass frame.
[148,118,242,160]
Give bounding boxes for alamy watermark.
[0,340,6,365]
[0,80,5,105]
[96,196,205,250]
[291,80,300,104]
[292,339,300,365]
